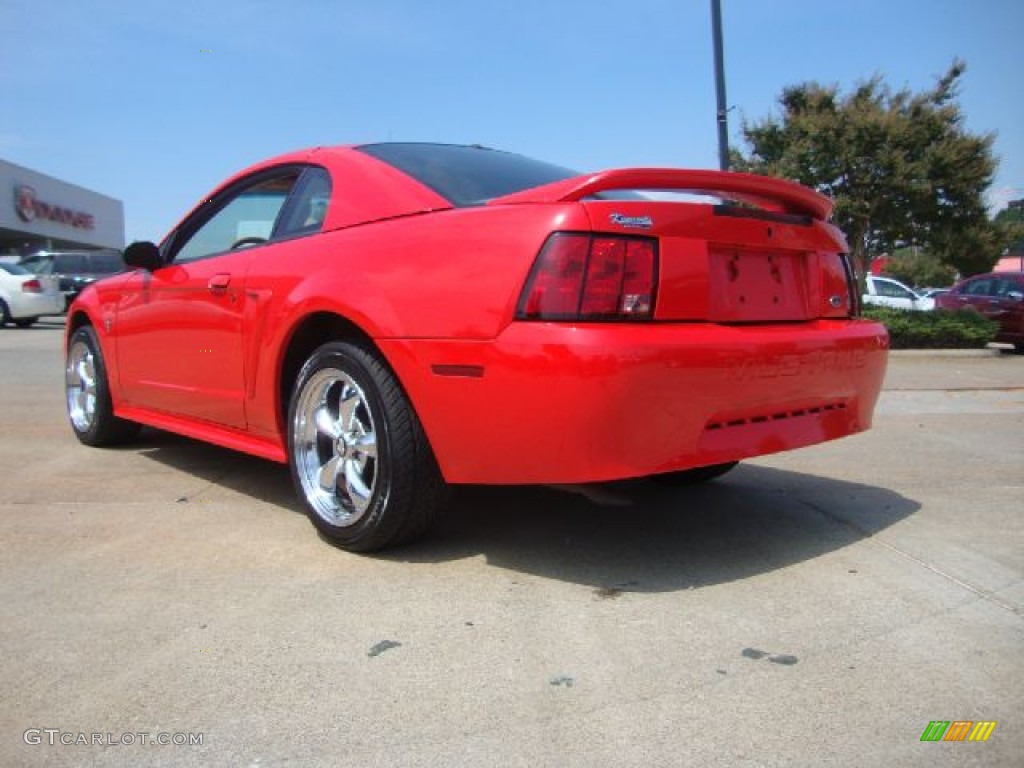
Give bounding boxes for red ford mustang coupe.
[64,143,888,551]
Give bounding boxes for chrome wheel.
[64,326,140,446]
[288,341,445,551]
[292,368,380,527]
[66,339,98,432]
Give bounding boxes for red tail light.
[22,279,43,294]
[517,233,657,320]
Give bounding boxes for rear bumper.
[379,319,888,484]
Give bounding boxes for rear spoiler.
[487,168,832,220]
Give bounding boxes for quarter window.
[274,168,332,239]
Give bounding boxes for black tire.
[65,325,141,446]
[287,341,446,552]
[0,299,10,327]
[14,317,37,328]
[653,461,740,485]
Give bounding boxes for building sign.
[14,184,95,230]
[0,159,124,249]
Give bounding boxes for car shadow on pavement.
[133,429,298,509]
[133,431,918,593]
[390,464,919,592]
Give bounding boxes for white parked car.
[862,275,935,311]
[0,262,64,327]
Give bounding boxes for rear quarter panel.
[271,204,590,340]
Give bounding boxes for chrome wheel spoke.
[314,405,341,440]
[338,385,360,430]
[343,460,372,512]
[77,359,94,389]
[351,431,377,460]
[318,455,342,492]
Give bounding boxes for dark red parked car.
[64,143,888,551]
[935,271,1024,351]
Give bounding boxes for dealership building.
[0,159,125,257]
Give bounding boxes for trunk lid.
[583,198,850,322]
[492,169,853,323]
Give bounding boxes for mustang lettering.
[609,213,654,229]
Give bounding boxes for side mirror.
[1007,291,1024,302]
[123,241,164,271]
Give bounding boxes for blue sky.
[2,0,1022,242]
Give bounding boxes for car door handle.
[208,274,231,295]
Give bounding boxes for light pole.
[711,0,730,171]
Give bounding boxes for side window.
[56,254,86,273]
[21,256,49,274]
[994,277,1023,297]
[274,168,332,239]
[875,280,911,298]
[964,279,993,297]
[172,171,301,264]
[88,251,125,274]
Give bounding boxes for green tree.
[731,61,999,278]
[884,247,957,288]
[994,202,1024,225]
[994,202,1024,257]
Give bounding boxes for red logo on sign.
[13,184,95,230]
[15,185,37,222]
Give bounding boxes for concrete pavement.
[1,320,1021,766]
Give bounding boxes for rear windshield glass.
[355,143,578,207]
[0,262,30,275]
